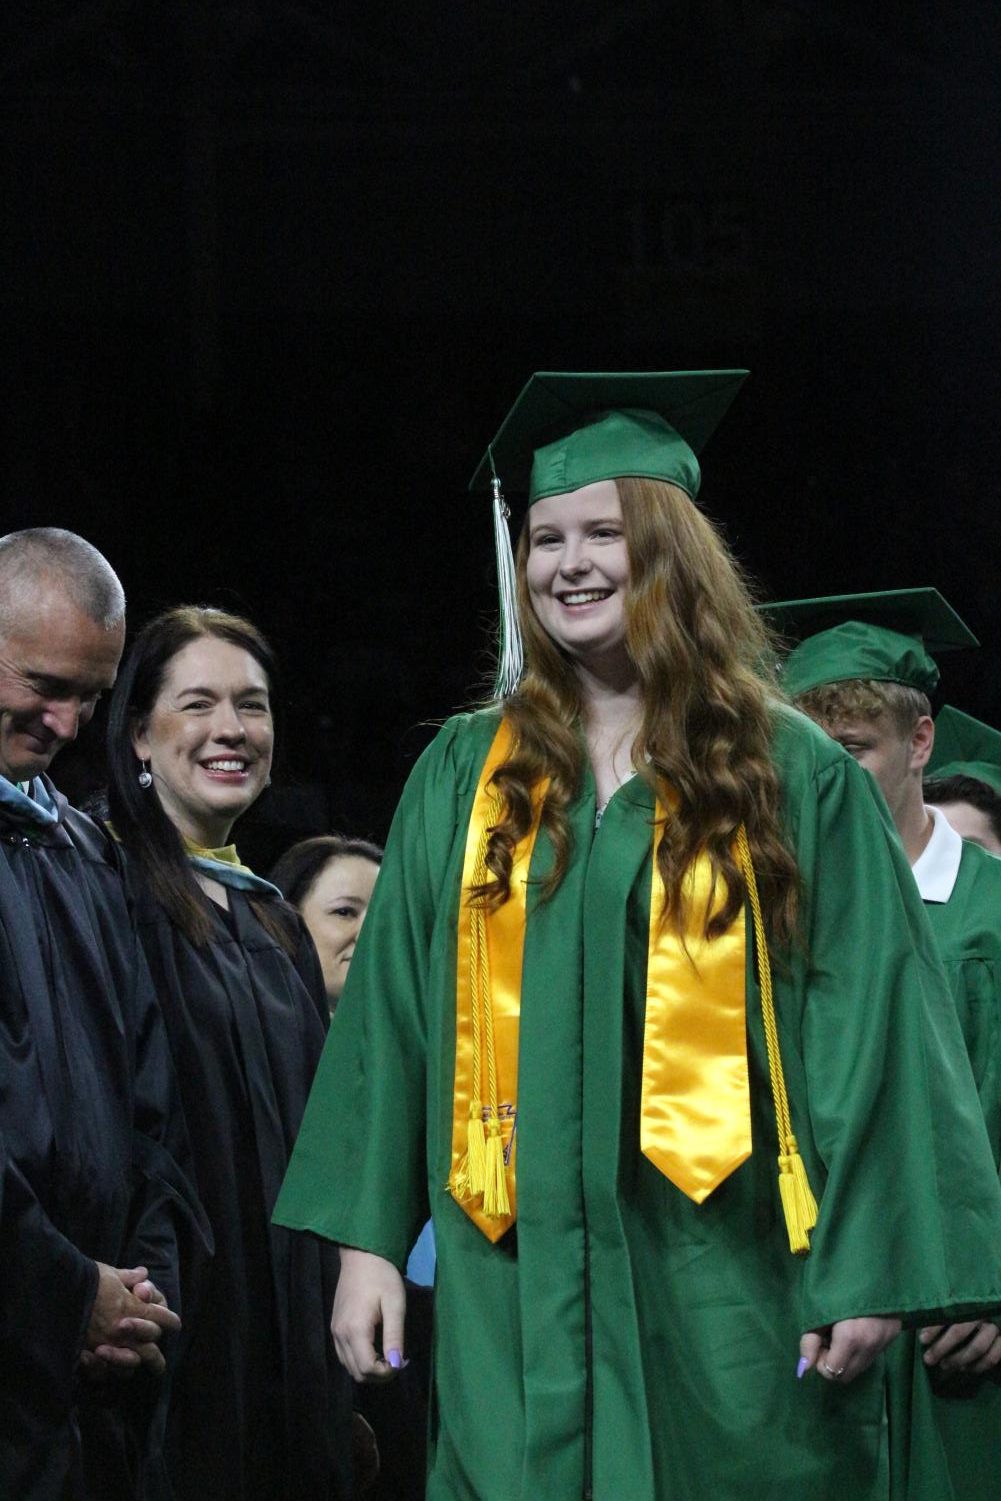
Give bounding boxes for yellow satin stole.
[449,719,817,1254]
[448,719,547,1242]
[641,793,751,1201]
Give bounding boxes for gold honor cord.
[736,825,818,1255]
[449,719,548,1242]
[451,719,817,1255]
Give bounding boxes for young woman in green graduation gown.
[274,371,1001,1501]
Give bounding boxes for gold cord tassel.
[464,1103,487,1197]
[737,827,818,1256]
[482,1120,511,1217]
[779,1134,819,1252]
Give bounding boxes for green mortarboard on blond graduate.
[760,588,978,700]
[926,705,1001,798]
[469,370,749,695]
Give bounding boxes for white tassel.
[491,475,524,699]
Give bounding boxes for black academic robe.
[128,875,352,1501]
[0,781,203,1500]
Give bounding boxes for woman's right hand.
[332,1247,407,1383]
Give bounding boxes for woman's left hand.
[799,1316,902,1383]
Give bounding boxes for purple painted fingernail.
[387,1348,403,1370]
[796,1356,810,1379]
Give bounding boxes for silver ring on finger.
[822,1360,846,1378]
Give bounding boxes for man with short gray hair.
[0,530,202,1499]
[0,528,126,780]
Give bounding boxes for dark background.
[3,2,999,867]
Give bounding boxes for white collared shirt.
[912,804,963,904]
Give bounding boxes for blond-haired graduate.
[275,373,1001,1501]
[775,591,1001,1501]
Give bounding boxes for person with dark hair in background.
[924,704,1001,857]
[106,605,352,1501]
[0,529,198,1500]
[270,834,382,1011]
[272,831,430,1500]
[273,374,1001,1500]
[925,773,1001,854]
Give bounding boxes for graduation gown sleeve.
[885,838,1001,1501]
[126,935,212,1316]
[273,715,479,1268]
[0,1137,101,1497]
[0,797,205,1500]
[921,839,1001,1168]
[767,717,1001,1332]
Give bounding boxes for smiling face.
[298,854,380,1007]
[524,480,631,669]
[0,585,124,781]
[131,634,274,847]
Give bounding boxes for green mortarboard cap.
[926,705,1001,798]
[469,370,748,504]
[761,588,978,699]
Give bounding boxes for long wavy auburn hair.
[478,477,800,946]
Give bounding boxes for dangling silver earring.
[138,760,153,789]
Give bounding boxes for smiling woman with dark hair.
[106,605,352,1501]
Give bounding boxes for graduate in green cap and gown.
[773,594,1001,1501]
[275,373,1001,1501]
[925,705,1001,856]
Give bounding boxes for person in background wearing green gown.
[924,704,1001,857]
[926,774,1001,855]
[773,590,1001,1501]
[275,373,1001,1501]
